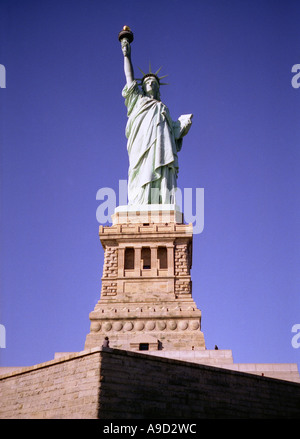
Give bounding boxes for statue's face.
[142,76,159,98]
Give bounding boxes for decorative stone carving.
[168,321,177,330]
[178,321,188,330]
[157,321,166,330]
[113,322,123,331]
[135,322,145,331]
[90,322,101,332]
[124,322,133,331]
[103,322,112,331]
[145,321,156,331]
[190,321,200,330]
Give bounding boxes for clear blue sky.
[1,0,299,371]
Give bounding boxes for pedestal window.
[125,247,134,270]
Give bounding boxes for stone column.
[135,247,141,276]
[151,246,158,274]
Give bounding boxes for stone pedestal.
[84,205,206,352]
[112,204,183,225]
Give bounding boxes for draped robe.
[122,80,190,205]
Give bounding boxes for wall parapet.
[1,347,300,419]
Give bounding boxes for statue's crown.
[137,64,168,86]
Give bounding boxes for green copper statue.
[119,26,193,205]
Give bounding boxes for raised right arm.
[121,38,134,87]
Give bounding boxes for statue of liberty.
[119,26,193,205]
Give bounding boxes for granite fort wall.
[1,347,300,419]
[0,349,101,419]
[99,348,300,419]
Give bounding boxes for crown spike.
[155,66,162,75]
[149,61,152,73]
[138,67,146,75]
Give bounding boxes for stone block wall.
[98,348,300,419]
[1,348,300,419]
[174,243,191,276]
[101,245,118,296]
[0,349,101,419]
[174,242,192,296]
